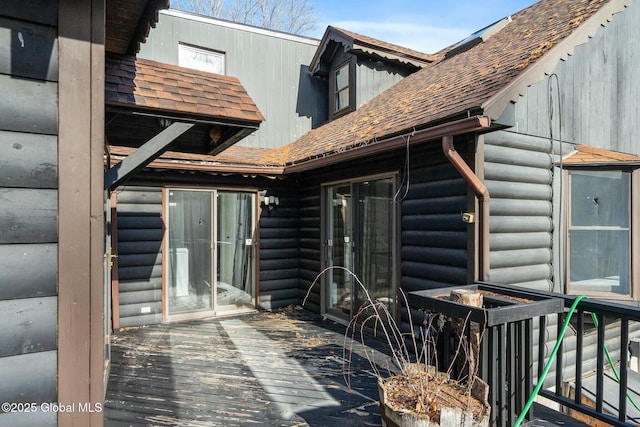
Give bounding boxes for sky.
[308,0,538,53]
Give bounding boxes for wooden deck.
[104,308,392,426]
[104,308,590,427]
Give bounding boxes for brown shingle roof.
[285,0,610,166]
[113,0,620,174]
[330,26,436,64]
[309,26,434,76]
[563,145,640,164]
[105,55,264,124]
[109,145,285,175]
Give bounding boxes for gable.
[506,0,638,155]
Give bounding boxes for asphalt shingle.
[105,55,264,124]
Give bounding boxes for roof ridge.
[328,25,436,60]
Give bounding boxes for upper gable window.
[179,44,225,75]
[331,61,354,118]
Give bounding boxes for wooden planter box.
[378,374,491,427]
[407,283,564,426]
[406,283,564,327]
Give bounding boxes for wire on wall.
[393,129,414,203]
[548,72,563,294]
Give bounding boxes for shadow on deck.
[104,308,590,426]
[104,308,392,426]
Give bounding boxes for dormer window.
[331,60,354,118]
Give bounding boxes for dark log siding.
[0,75,57,135]
[297,141,470,315]
[113,173,302,319]
[401,161,468,291]
[0,4,58,425]
[297,183,322,313]
[0,188,57,244]
[114,140,471,323]
[115,186,164,328]
[499,1,640,380]
[0,131,57,188]
[259,187,301,310]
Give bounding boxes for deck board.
[105,309,389,426]
[105,308,589,426]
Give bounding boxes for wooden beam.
[90,0,106,423]
[104,122,194,190]
[58,0,104,425]
[110,192,121,330]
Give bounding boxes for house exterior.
[3,0,638,424]
[111,0,640,327]
[0,1,171,426]
[0,1,267,426]
[137,9,327,149]
[107,10,443,327]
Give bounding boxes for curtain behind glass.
[168,190,213,312]
[217,192,253,308]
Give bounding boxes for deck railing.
[479,283,640,426]
[407,283,640,426]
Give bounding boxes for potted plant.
[307,267,490,427]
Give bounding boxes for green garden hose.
[590,311,640,414]
[513,295,588,427]
[514,295,640,426]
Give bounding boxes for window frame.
[178,43,226,75]
[565,167,640,301]
[329,59,355,119]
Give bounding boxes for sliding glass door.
[166,188,255,319]
[324,176,396,322]
[216,192,254,310]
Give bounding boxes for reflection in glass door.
[324,177,396,321]
[166,189,255,318]
[326,184,353,317]
[216,192,255,310]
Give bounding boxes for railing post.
[595,314,606,413]
[575,308,583,406]
[556,311,564,397]
[619,319,629,422]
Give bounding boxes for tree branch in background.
[171,0,318,35]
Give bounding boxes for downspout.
[442,135,490,281]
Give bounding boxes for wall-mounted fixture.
[259,190,280,211]
[158,117,172,128]
[462,212,475,223]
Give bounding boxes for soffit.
[106,0,169,55]
[309,25,435,76]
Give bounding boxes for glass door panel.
[216,192,255,310]
[167,190,213,314]
[326,184,353,318]
[324,177,396,321]
[355,179,395,311]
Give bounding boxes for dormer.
[309,26,434,120]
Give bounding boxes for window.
[331,61,353,118]
[178,44,225,75]
[567,169,633,298]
